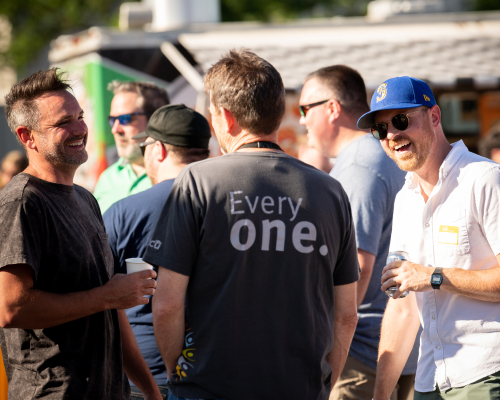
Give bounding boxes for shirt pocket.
[435,208,470,255]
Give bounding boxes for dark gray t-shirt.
[330,134,406,370]
[144,151,360,400]
[0,173,129,400]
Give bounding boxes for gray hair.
[107,80,170,118]
[5,68,71,148]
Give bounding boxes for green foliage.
[474,0,500,11]
[220,0,369,21]
[0,0,127,71]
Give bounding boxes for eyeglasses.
[371,109,425,140]
[140,140,156,156]
[108,112,147,127]
[299,99,330,117]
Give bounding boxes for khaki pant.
[414,370,500,400]
[330,356,415,400]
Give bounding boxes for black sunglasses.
[299,99,330,117]
[139,140,156,156]
[108,112,147,127]
[371,109,425,140]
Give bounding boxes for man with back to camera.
[103,104,211,399]
[299,65,419,399]
[0,68,162,400]
[359,76,500,400]
[143,49,360,400]
[93,80,169,213]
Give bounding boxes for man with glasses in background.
[299,66,412,399]
[93,81,169,213]
[103,104,211,399]
[365,77,500,400]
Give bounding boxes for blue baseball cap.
[357,76,436,129]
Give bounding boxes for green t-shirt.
[93,159,152,214]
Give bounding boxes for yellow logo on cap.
[376,83,387,102]
[423,94,430,101]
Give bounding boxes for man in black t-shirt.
[144,50,360,400]
[0,69,162,400]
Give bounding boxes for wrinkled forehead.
[36,90,82,120]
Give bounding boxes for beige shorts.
[330,355,414,400]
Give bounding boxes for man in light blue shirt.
[299,65,411,399]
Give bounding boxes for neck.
[130,162,146,176]
[414,137,453,203]
[155,158,187,183]
[228,130,280,153]
[331,126,367,158]
[24,158,76,186]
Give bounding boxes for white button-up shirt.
[390,140,500,392]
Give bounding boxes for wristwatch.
[431,267,443,290]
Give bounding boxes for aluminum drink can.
[385,250,410,298]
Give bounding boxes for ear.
[221,107,237,135]
[154,141,167,162]
[326,99,342,123]
[429,105,441,128]
[17,126,36,150]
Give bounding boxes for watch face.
[431,275,443,284]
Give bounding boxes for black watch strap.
[431,267,443,290]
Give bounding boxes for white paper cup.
[125,258,154,275]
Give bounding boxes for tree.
[0,0,124,72]
[1,0,498,73]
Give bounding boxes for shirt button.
[436,345,441,350]
[432,315,436,320]
[425,223,430,227]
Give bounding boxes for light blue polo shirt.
[331,134,406,370]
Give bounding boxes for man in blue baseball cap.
[367,77,500,400]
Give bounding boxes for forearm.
[118,311,160,397]
[0,264,156,329]
[0,286,107,329]
[153,303,185,377]
[328,313,358,385]
[441,266,500,302]
[374,293,420,400]
[356,249,375,308]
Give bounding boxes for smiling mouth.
[66,139,84,147]
[393,141,411,152]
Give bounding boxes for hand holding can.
[385,251,410,299]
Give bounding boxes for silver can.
[385,251,410,299]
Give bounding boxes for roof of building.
[49,10,500,91]
[178,11,500,91]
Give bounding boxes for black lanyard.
[238,141,283,151]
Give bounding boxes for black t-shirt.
[144,152,360,400]
[0,173,129,400]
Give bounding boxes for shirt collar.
[118,158,129,169]
[439,140,467,180]
[403,140,467,193]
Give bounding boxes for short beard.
[388,120,435,172]
[39,135,88,167]
[119,143,143,164]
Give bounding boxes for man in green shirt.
[93,81,169,213]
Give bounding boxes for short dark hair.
[204,49,285,135]
[305,65,369,119]
[164,144,210,164]
[108,81,170,118]
[5,68,71,147]
[478,122,500,159]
